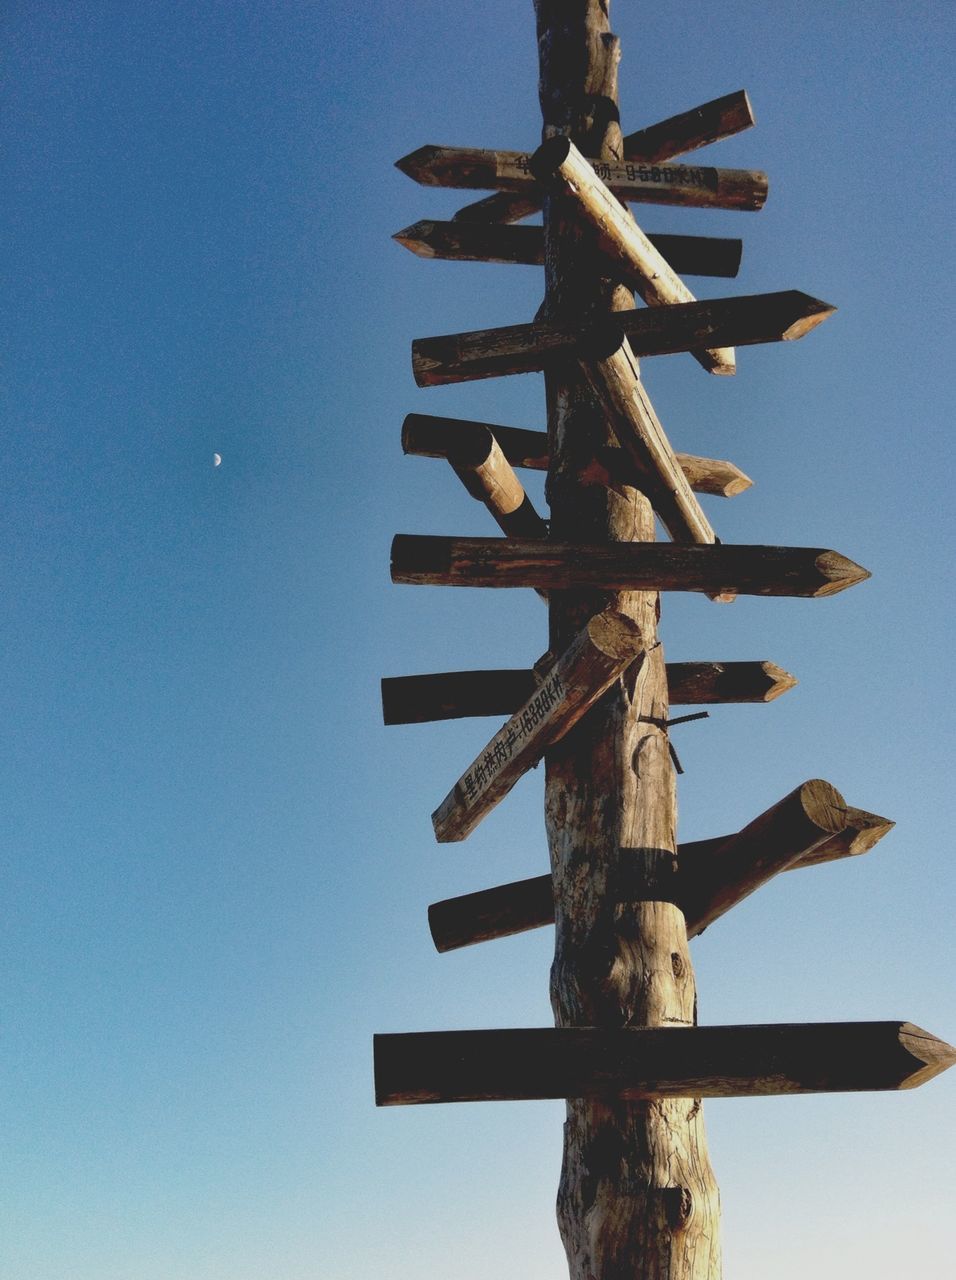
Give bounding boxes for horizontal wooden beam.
[390,535,870,598]
[411,290,834,386]
[396,144,768,211]
[393,221,743,278]
[402,414,752,497]
[449,89,757,223]
[531,136,735,374]
[381,660,795,726]
[431,609,646,843]
[374,1022,956,1105]
[622,88,756,164]
[427,794,892,952]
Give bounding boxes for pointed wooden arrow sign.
[451,88,757,224]
[426,787,893,952]
[374,1022,956,1105]
[411,291,834,386]
[391,536,870,598]
[394,221,743,278]
[396,145,768,211]
[381,660,795,726]
[431,609,646,843]
[402,413,752,497]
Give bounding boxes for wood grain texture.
[396,143,768,211]
[531,136,735,374]
[374,1022,956,1105]
[431,609,645,843]
[380,660,794,726]
[426,797,894,952]
[411,290,834,385]
[390,535,871,597]
[402,413,751,496]
[393,220,743,278]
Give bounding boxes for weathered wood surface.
[622,88,756,164]
[534,5,720,1276]
[442,427,549,541]
[396,143,768,211]
[374,1023,956,1105]
[402,413,752,497]
[531,136,735,374]
[450,89,756,224]
[412,290,834,386]
[577,338,722,557]
[427,793,893,952]
[381,660,794,726]
[390,535,871,597]
[431,610,646,843]
[393,220,744,278]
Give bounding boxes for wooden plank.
[396,144,768,211]
[381,660,795,726]
[390,535,870,598]
[393,220,743,278]
[426,799,895,952]
[402,413,752,497]
[448,89,757,224]
[530,136,735,374]
[374,1023,956,1105]
[430,609,646,843]
[411,290,834,386]
[622,88,756,163]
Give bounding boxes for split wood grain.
[530,136,735,374]
[396,144,768,211]
[394,220,743,278]
[426,797,893,951]
[402,413,752,497]
[374,1022,956,1105]
[411,290,834,385]
[390,535,870,597]
[431,609,646,843]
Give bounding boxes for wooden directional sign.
[427,789,893,953]
[394,221,744,279]
[411,290,834,386]
[397,145,768,212]
[374,1022,956,1105]
[451,88,757,224]
[530,136,736,374]
[391,535,870,598]
[402,413,752,497]
[431,609,645,843]
[381,660,795,726]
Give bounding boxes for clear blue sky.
[2,2,953,1277]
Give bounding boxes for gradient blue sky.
[2,2,953,1277]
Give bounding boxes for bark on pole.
[534,3,722,1277]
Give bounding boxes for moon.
[213,453,222,467]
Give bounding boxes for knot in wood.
[662,1184,694,1231]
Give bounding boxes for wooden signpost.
[375,4,953,1277]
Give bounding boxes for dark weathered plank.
[402,413,751,496]
[374,1022,956,1104]
[393,220,743,279]
[411,291,834,386]
[431,609,646,843]
[390,535,870,598]
[396,144,768,211]
[426,802,894,952]
[381,660,794,726]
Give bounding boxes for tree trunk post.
[534,3,722,1277]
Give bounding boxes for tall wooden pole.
[534,3,722,1277]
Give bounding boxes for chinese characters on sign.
[461,668,566,804]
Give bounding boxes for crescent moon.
[213,453,222,467]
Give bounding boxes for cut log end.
[761,662,799,701]
[897,1024,956,1089]
[812,551,872,597]
[782,297,837,340]
[393,222,437,258]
